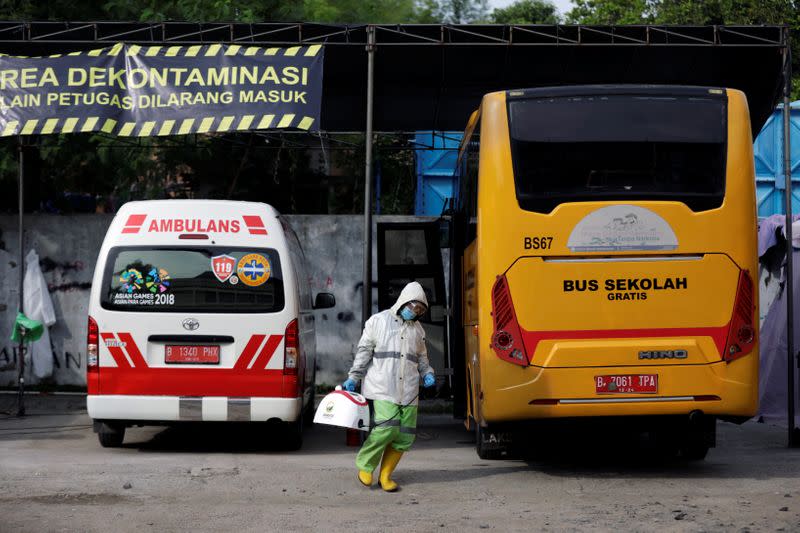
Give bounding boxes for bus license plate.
[595,374,657,394]
[165,345,220,364]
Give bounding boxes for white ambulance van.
[86,200,334,449]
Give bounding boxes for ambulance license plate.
[595,374,657,394]
[165,345,220,364]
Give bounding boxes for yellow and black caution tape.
[1,114,316,136]
[0,42,322,59]
[0,42,323,136]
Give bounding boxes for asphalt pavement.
[2,394,800,532]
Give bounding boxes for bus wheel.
[97,423,125,448]
[475,422,504,460]
[679,414,715,461]
[680,442,709,461]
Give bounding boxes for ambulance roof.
[116,200,281,218]
[107,200,284,248]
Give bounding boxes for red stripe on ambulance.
[100,333,132,368]
[234,334,267,370]
[121,214,146,234]
[242,215,268,235]
[95,333,290,396]
[250,335,284,370]
[117,332,148,368]
[97,367,290,397]
[234,334,284,370]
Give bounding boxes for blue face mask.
[400,307,418,321]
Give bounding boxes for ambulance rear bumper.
[87,395,302,423]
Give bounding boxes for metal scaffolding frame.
[0,21,786,46]
[0,22,788,133]
[781,28,795,444]
[1,22,793,444]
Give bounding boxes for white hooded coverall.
[348,281,434,471]
[348,281,434,406]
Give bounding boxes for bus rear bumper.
[87,394,302,423]
[481,362,757,422]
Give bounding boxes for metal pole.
[362,25,376,326]
[16,137,25,417]
[782,40,797,446]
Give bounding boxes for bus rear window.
[508,94,727,213]
[101,247,284,313]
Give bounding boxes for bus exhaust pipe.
[688,410,705,425]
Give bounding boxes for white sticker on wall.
[567,205,678,252]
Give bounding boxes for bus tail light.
[723,270,756,362]
[284,319,299,376]
[87,316,99,394]
[490,275,529,366]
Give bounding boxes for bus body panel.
[481,362,756,421]
[463,239,480,424]
[505,253,740,366]
[464,88,759,426]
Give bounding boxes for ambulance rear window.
[101,247,284,313]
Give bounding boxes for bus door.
[377,221,449,397]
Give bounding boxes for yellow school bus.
[454,86,758,460]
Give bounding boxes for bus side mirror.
[313,293,336,310]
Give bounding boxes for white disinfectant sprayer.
[313,386,370,431]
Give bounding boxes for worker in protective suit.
[343,281,435,492]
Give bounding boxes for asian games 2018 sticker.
[145,267,171,293]
[236,253,271,287]
[119,268,144,293]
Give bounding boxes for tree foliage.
[566,0,800,99]
[303,0,417,23]
[0,0,423,23]
[566,0,649,24]
[655,0,799,25]
[490,0,559,24]
[414,0,489,24]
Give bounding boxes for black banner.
[0,42,324,136]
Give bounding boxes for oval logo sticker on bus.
[567,205,678,252]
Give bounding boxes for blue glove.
[343,378,356,392]
[423,374,435,388]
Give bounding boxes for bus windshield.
[508,93,727,213]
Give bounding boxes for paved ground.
[2,394,800,532]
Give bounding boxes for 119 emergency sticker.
[211,254,236,282]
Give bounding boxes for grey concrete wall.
[0,215,112,387]
[0,214,438,388]
[288,215,368,384]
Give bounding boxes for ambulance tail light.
[284,319,299,376]
[86,316,100,394]
[87,316,99,373]
[724,270,756,362]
